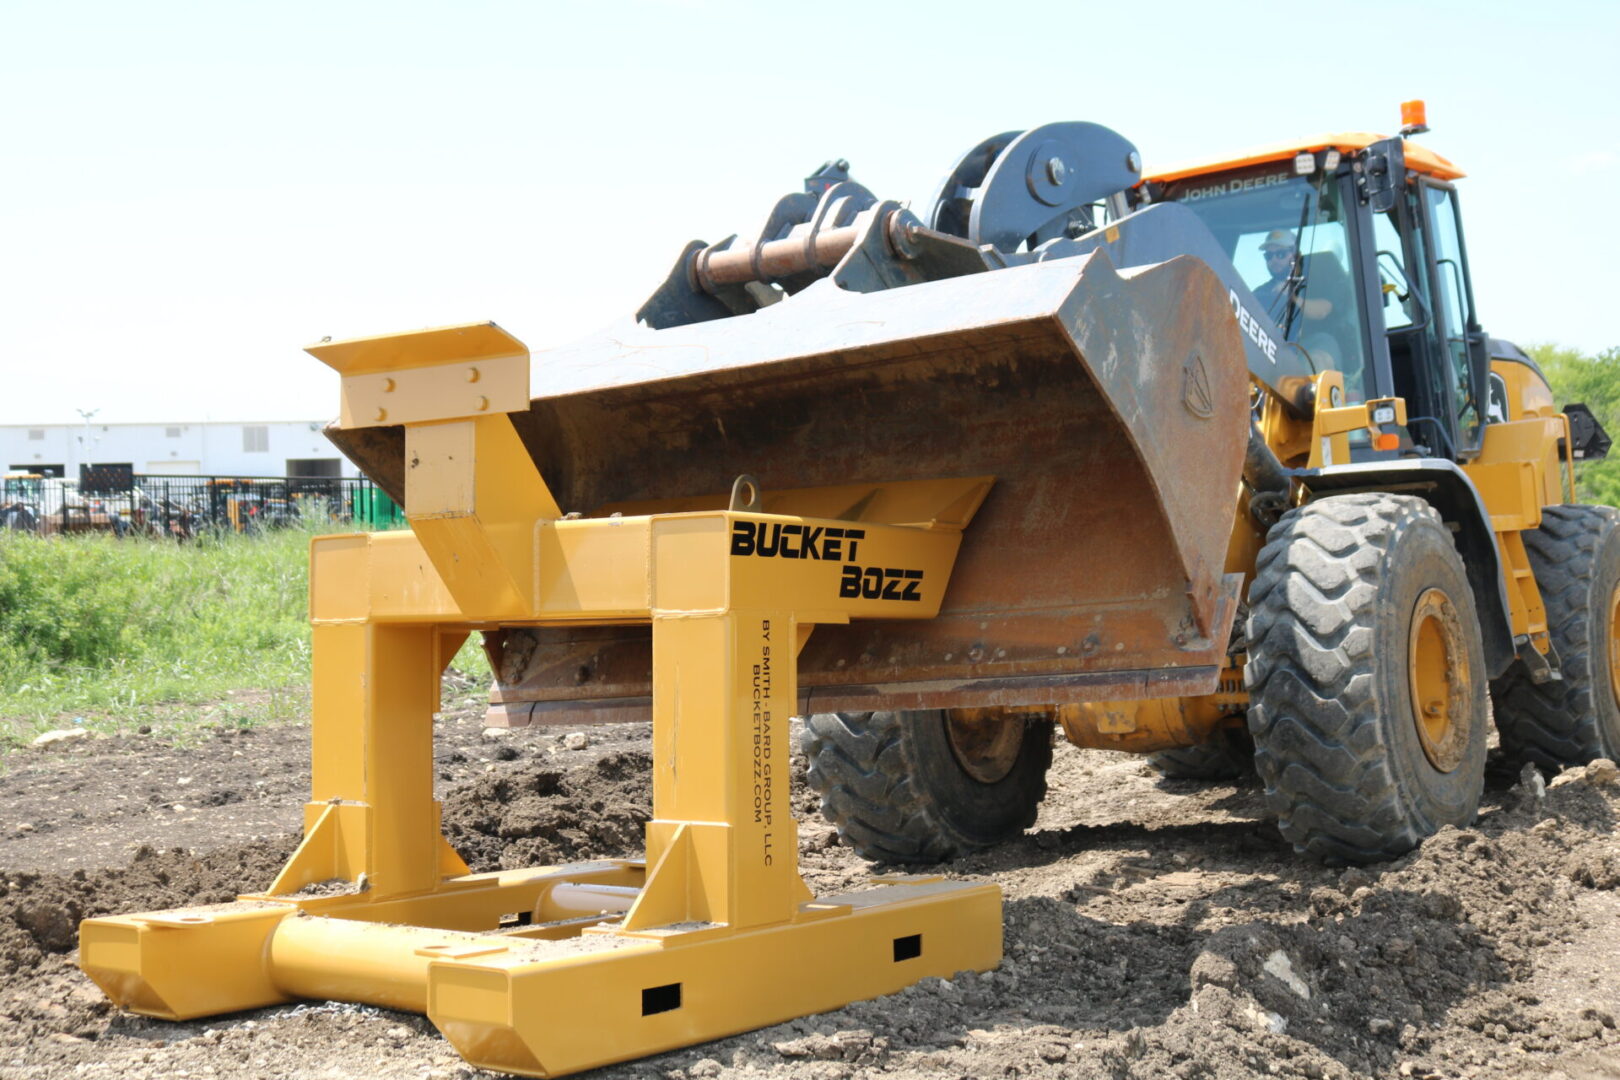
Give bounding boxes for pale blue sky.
[1,0,1615,423]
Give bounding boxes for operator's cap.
[1259,229,1296,252]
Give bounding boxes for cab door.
[1419,180,1490,457]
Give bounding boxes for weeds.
[0,525,490,743]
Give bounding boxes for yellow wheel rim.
[1608,583,1620,712]
[1408,587,1470,773]
[944,709,1027,784]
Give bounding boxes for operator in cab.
[1251,228,1357,392]
[1253,229,1329,326]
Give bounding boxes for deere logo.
[1182,353,1214,419]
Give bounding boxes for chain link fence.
[0,473,406,537]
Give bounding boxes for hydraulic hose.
[1244,421,1292,528]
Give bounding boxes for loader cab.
[1144,133,1489,463]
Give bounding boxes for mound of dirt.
[0,724,307,874]
[2,839,297,973]
[441,747,653,871]
[0,836,298,1056]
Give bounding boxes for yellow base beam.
[81,866,999,1078]
[430,880,999,1077]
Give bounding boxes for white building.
[0,420,357,479]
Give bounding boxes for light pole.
[75,408,100,479]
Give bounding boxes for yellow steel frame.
[79,323,1002,1078]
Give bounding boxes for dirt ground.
[2,699,1618,1080]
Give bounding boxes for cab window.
[1167,168,1370,401]
[1372,208,1417,332]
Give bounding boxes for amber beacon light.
[1400,99,1430,136]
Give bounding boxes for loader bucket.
[327,249,1249,722]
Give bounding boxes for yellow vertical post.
[633,611,802,930]
[274,550,456,900]
[370,624,442,896]
[623,515,806,931]
[308,623,368,806]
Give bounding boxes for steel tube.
[696,225,861,290]
[268,916,439,1013]
[536,882,639,921]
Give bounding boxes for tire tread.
[804,710,1049,863]
[1246,493,1481,864]
[1491,504,1620,766]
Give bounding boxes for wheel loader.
[447,101,1615,866]
[78,104,1615,1076]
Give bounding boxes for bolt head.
[1126,150,1142,174]
[1045,156,1067,185]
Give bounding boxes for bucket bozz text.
[730,520,924,602]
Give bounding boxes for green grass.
[0,525,490,746]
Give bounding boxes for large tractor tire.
[803,709,1053,863]
[1491,504,1620,767]
[1245,493,1488,864]
[1148,727,1256,780]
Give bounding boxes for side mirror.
[1359,139,1406,213]
[1563,403,1612,461]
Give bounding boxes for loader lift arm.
[634,122,1318,409]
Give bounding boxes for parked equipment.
[81,105,1612,1075]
